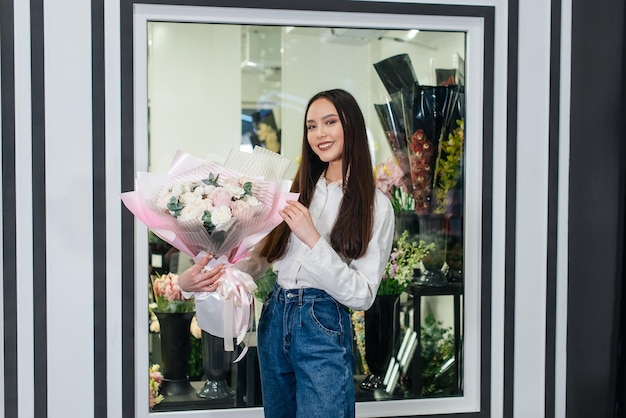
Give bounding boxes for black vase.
[362,295,401,390]
[196,331,235,399]
[155,311,196,396]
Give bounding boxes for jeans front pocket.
[310,299,342,336]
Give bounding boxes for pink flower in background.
[153,272,182,301]
[374,156,405,196]
[151,272,195,313]
[373,157,416,213]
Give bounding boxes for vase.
[196,331,235,399]
[361,295,401,390]
[154,311,196,396]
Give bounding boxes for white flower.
[190,316,202,339]
[210,206,233,226]
[223,182,246,200]
[179,190,200,206]
[171,183,185,197]
[178,199,210,223]
[156,191,176,211]
[150,318,160,333]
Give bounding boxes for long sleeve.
[273,185,395,311]
[298,191,394,310]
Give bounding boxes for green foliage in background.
[188,335,203,380]
[420,314,456,397]
[255,267,277,301]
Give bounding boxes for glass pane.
[144,20,466,413]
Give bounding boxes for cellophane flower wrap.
[373,53,465,215]
[121,146,297,360]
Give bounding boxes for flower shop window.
[124,2,493,417]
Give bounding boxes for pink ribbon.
[194,255,257,362]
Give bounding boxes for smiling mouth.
[318,141,334,151]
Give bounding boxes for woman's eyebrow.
[307,113,338,123]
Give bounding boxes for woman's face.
[306,98,344,165]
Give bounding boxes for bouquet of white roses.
[121,146,297,359]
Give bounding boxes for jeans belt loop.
[298,288,304,305]
[275,284,282,302]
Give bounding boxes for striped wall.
[0,0,623,417]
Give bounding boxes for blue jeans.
[257,284,355,418]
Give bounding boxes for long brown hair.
[260,89,376,262]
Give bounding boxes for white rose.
[178,199,209,223]
[210,206,232,226]
[156,193,175,211]
[223,182,245,200]
[171,184,184,196]
[179,191,200,206]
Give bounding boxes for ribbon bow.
[194,254,258,362]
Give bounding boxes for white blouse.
[239,176,395,311]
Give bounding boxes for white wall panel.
[556,1,572,417]
[105,0,124,415]
[514,0,551,416]
[43,0,95,416]
[487,1,510,417]
[14,0,35,416]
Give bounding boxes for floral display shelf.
[153,344,263,412]
[152,380,236,412]
[152,355,395,412]
[405,281,464,397]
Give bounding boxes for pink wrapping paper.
[121,147,298,359]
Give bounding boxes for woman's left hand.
[178,253,226,293]
[279,199,321,248]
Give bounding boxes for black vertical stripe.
[545,0,561,416]
[504,0,519,416]
[30,0,48,417]
[568,0,625,416]
[0,0,18,416]
[615,5,626,413]
[92,0,108,416]
[120,1,136,416]
[480,7,496,416]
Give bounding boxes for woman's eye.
[326,119,337,125]
[307,125,316,131]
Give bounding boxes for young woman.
[180,89,395,417]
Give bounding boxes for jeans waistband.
[273,283,332,304]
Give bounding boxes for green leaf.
[243,181,253,196]
[202,173,220,187]
[166,196,183,216]
[201,210,215,233]
[155,296,195,313]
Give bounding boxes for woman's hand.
[178,253,227,293]
[279,199,321,249]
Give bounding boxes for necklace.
[322,170,344,187]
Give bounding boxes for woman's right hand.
[178,253,227,293]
